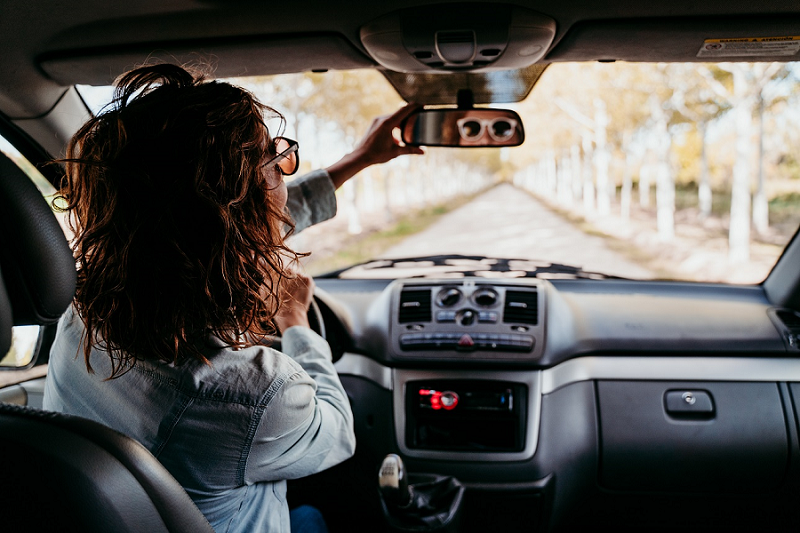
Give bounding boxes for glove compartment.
[597,381,788,493]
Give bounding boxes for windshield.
[78,63,800,283]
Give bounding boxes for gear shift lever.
[379,454,411,507]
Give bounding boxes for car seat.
[0,151,214,533]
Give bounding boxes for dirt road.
[383,183,653,279]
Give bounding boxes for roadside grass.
[304,188,488,276]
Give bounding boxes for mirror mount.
[457,89,474,110]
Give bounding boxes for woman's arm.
[244,327,355,482]
[326,103,424,189]
[284,104,425,234]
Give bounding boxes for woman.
[43,63,422,532]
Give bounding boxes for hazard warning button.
[458,334,474,348]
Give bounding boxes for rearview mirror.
[401,108,524,147]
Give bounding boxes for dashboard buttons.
[458,334,474,348]
[399,332,534,352]
[436,311,456,322]
[478,311,498,323]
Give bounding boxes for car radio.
[406,380,527,452]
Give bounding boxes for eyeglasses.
[263,137,299,176]
[456,117,519,142]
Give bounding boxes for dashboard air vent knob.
[473,288,498,307]
[436,287,462,307]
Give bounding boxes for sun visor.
[38,34,374,86]
[361,3,555,73]
[547,17,800,62]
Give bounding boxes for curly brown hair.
[57,63,302,377]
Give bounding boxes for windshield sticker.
[697,37,800,58]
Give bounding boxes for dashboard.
[304,276,800,532]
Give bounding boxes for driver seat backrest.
[0,151,214,533]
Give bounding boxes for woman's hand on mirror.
[327,103,425,189]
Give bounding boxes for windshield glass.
[78,63,800,283]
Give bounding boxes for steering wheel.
[264,296,326,353]
[306,296,327,340]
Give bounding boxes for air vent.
[776,309,800,349]
[777,309,800,329]
[399,289,432,323]
[503,290,538,325]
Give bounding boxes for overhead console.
[360,3,555,73]
[389,279,545,363]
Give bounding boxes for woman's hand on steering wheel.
[274,273,315,332]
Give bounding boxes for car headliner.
[3,0,800,119]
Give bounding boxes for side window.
[0,134,61,374]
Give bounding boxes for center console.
[387,280,545,461]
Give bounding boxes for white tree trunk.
[651,96,674,241]
[594,99,611,216]
[729,67,753,263]
[621,148,633,221]
[753,94,769,235]
[639,162,651,207]
[698,122,712,218]
[656,158,675,241]
[571,145,583,202]
[582,134,595,213]
[344,180,361,234]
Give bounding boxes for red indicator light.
[430,391,443,410]
[419,389,432,396]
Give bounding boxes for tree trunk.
[698,121,712,218]
[752,92,769,235]
[571,145,582,203]
[582,134,595,213]
[651,96,674,241]
[594,99,611,216]
[729,66,752,263]
[344,180,361,234]
[639,162,651,207]
[621,143,633,221]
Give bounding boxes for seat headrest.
[0,151,76,326]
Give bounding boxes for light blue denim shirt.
[43,170,352,533]
[283,170,337,233]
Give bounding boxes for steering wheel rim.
[306,296,326,340]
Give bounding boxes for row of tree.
[508,62,799,262]
[235,62,800,264]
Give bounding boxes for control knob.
[436,287,462,307]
